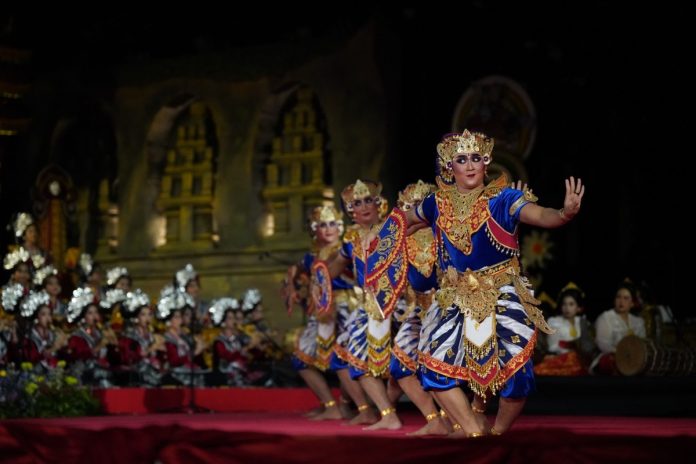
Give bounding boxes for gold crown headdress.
[558,282,585,298]
[397,180,436,211]
[436,130,494,188]
[309,205,344,237]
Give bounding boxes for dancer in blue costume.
[286,205,372,422]
[388,180,451,435]
[394,129,585,437]
[326,180,402,430]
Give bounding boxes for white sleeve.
[594,312,615,353]
[546,318,563,354]
[634,317,647,338]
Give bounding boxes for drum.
[615,335,696,376]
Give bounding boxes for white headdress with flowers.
[12,212,34,239]
[123,289,151,316]
[21,290,51,319]
[156,288,194,321]
[67,287,96,323]
[33,265,57,287]
[175,264,197,291]
[106,267,130,287]
[1,283,25,313]
[3,247,30,271]
[100,288,127,310]
[241,288,262,312]
[209,297,240,326]
[79,253,94,276]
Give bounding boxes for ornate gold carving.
[406,228,437,277]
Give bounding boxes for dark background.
[0,4,686,320]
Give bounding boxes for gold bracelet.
[323,400,337,408]
[357,404,370,412]
[471,405,486,414]
[380,406,396,417]
[425,412,439,422]
[558,208,570,222]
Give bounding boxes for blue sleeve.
[416,193,437,225]
[302,253,315,270]
[489,188,528,232]
[340,241,353,260]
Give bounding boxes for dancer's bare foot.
[473,411,491,434]
[363,409,402,431]
[447,420,486,439]
[303,406,323,418]
[438,412,455,433]
[348,408,379,425]
[407,417,449,436]
[310,405,343,421]
[447,427,469,439]
[339,402,356,420]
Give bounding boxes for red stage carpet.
[93,386,334,414]
[2,388,696,463]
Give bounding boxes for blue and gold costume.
[388,182,439,380]
[291,205,356,374]
[413,130,552,398]
[334,180,405,379]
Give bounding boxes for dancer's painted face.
[452,153,485,192]
[316,221,340,244]
[352,197,379,226]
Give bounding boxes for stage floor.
[3,411,696,463]
[8,411,696,438]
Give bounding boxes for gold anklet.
[425,412,439,422]
[380,406,396,417]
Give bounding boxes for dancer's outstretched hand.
[563,176,585,218]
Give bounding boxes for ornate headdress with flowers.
[209,297,240,327]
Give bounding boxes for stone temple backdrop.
[0,6,683,333]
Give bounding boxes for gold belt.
[435,259,518,323]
